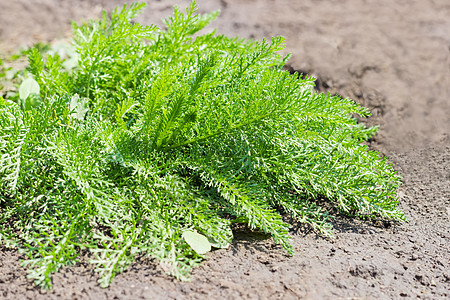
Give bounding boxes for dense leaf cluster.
[0,2,405,289]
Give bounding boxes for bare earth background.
[0,0,449,299]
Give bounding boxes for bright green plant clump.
[0,2,405,289]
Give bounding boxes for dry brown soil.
[0,0,449,299]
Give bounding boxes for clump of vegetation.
[0,2,405,289]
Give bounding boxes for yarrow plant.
[0,2,405,289]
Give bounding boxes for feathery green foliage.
[0,1,405,289]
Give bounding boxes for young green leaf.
[69,94,89,121]
[18,77,39,100]
[182,230,212,255]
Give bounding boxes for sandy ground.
[0,0,449,299]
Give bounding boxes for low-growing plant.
[0,1,405,289]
